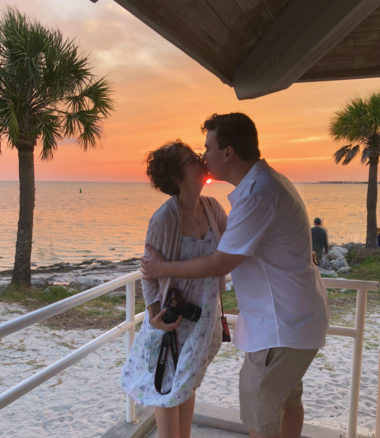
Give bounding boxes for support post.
[347,287,367,438]
[375,350,380,438]
[125,281,136,423]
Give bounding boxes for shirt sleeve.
[217,193,275,257]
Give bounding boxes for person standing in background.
[311,217,328,265]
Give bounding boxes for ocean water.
[0,181,378,271]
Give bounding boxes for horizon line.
[0,179,374,184]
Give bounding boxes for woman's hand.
[141,244,166,279]
[149,308,182,331]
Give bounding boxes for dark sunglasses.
[181,153,205,167]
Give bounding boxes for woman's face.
[177,149,207,193]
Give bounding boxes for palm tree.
[0,9,113,288]
[330,93,380,248]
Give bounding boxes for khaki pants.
[239,347,318,436]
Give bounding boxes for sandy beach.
[0,299,378,438]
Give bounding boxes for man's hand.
[149,308,182,331]
[141,244,166,279]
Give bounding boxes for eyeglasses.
[181,153,205,167]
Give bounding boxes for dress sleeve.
[141,217,164,307]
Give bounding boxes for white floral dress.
[121,228,222,407]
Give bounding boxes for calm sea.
[0,181,378,271]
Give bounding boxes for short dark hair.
[146,140,193,196]
[201,113,260,161]
[314,217,322,225]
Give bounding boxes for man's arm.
[141,245,246,279]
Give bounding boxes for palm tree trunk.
[11,143,35,288]
[365,158,378,248]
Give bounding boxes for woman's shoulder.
[149,196,180,227]
[200,195,224,212]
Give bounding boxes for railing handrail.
[1,274,377,340]
[322,278,378,289]
[0,270,141,338]
[0,313,144,409]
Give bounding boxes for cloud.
[288,136,328,143]
[269,156,331,162]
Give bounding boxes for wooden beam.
[113,0,235,85]
[233,0,380,99]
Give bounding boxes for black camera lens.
[162,306,179,324]
[181,303,201,322]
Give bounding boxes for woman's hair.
[146,140,193,196]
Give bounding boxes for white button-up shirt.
[218,159,329,352]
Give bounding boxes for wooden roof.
[107,0,380,99]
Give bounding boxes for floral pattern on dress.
[121,228,222,407]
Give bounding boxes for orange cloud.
[0,0,379,182]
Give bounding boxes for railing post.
[347,287,367,438]
[376,349,380,438]
[125,281,136,423]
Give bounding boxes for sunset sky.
[0,0,379,182]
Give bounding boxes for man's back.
[311,226,328,257]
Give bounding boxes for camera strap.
[154,329,178,395]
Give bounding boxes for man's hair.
[146,140,192,196]
[201,112,260,161]
[314,217,322,225]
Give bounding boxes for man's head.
[201,113,260,181]
[314,217,322,226]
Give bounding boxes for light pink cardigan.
[142,195,228,308]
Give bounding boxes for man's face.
[203,130,226,181]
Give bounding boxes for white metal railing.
[0,271,143,413]
[0,274,378,438]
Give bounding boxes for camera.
[162,287,202,324]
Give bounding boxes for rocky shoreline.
[0,242,373,292]
[0,257,142,291]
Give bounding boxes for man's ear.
[223,146,234,162]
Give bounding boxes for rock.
[337,267,351,275]
[83,263,104,271]
[0,280,9,291]
[319,268,338,278]
[331,256,349,271]
[318,255,332,270]
[327,246,348,260]
[48,281,71,286]
[70,277,104,289]
[342,242,365,253]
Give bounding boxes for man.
[311,217,328,265]
[142,113,329,438]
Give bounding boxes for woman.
[121,140,227,438]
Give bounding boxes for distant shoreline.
[0,180,378,184]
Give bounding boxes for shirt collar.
[228,159,269,204]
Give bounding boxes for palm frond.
[360,146,371,164]
[38,112,62,160]
[333,144,360,165]
[63,109,101,149]
[0,99,20,144]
